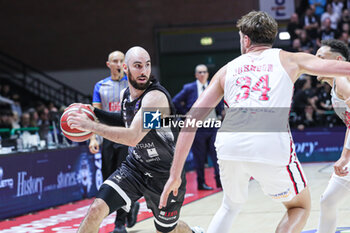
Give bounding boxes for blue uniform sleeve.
[92,82,102,104]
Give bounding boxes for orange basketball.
[60,104,96,142]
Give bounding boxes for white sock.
[207,194,243,233]
[317,177,350,233]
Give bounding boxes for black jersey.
[121,80,178,177]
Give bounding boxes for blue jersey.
[92,75,128,112]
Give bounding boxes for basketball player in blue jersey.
[67,46,203,233]
[160,11,350,233]
[315,39,350,233]
[89,51,139,233]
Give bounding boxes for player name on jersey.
[234,64,274,76]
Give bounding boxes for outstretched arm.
[281,51,350,83]
[67,90,170,147]
[159,65,227,208]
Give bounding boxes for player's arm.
[92,89,127,126]
[68,90,169,147]
[281,51,350,83]
[159,64,226,208]
[334,128,350,176]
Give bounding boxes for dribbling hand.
[66,105,93,132]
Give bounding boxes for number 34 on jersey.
[235,74,271,102]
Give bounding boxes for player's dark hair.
[321,39,350,61]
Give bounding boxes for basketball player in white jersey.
[315,39,350,233]
[159,11,350,233]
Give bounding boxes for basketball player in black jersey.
[67,46,203,233]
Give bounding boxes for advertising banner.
[0,146,103,219]
[292,127,346,162]
[259,0,295,20]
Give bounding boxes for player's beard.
[128,70,151,90]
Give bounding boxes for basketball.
[60,103,97,142]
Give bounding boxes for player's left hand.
[334,156,350,176]
[159,176,182,209]
[67,107,93,132]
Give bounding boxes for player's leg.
[208,128,221,187]
[78,198,109,233]
[77,184,127,233]
[246,159,310,233]
[112,143,140,231]
[317,176,350,233]
[78,163,140,233]
[207,160,250,233]
[147,173,203,233]
[113,144,140,228]
[276,187,311,233]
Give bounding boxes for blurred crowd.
[287,0,349,130]
[0,82,63,139]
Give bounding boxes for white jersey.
[331,80,350,179]
[215,49,296,165]
[331,80,350,151]
[331,80,350,128]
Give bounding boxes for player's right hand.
[89,137,99,154]
[159,176,182,209]
[334,156,350,176]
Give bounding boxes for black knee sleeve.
[96,184,127,215]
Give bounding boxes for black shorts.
[102,161,186,232]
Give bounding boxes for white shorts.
[218,159,307,203]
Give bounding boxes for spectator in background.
[48,102,58,112]
[317,18,339,47]
[321,3,340,30]
[172,64,224,190]
[301,6,319,43]
[0,111,19,131]
[338,8,350,29]
[293,75,315,117]
[339,31,350,45]
[290,38,304,52]
[340,22,350,34]
[10,111,20,130]
[287,13,303,43]
[1,84,12,99]
[309,0,327,17]
[28,108,38,127]
[332,0,345,19]
[300,29,315,53]
[297,104,318,130]
[11,93,22,118]
[37,107,51,143]
[20,112,31,128]
[315,83,333,112]
[37,107,49,127]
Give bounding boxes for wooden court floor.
[129,162,350,233]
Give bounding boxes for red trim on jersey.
[286,165,298,195]
[224,100,229,108]
[289,140,293,164]
[295,160,306,187]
